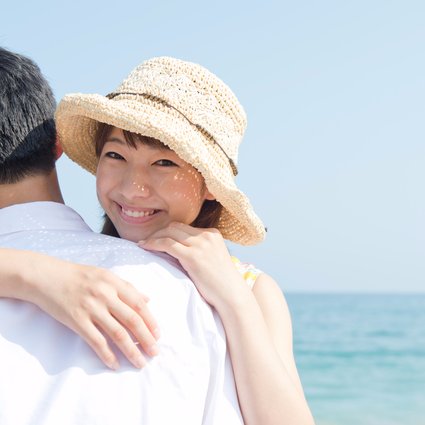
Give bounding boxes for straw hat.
[56,56,266,245]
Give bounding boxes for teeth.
[122,208,155,218]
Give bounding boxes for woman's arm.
[0,248,159,369]
[139,223,315,425]
[216,274,314,425]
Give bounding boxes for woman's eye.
[105,151,124,160]
[155,159,177,167]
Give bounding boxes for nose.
[121,168,151,199]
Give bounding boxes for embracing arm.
[0,247,159,369]
[214,273,314,425]
[139,223,315,425]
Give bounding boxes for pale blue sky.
[2,0,424,292]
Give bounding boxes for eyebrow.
[105,136,171,151]
[105,137,126,145]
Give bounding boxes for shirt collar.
[0,202,92,236]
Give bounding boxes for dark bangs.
[95,122,168,157]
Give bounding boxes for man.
[0,47,242,424]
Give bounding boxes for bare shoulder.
[253,273,305,394]
[252,273,291,323]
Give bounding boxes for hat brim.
[56,94,266,245]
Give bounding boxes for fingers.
[137,224,233,309]
[79,315,155,370]
[138,225,192,248]
[139,293,150,302]
[80,272,160,369]
[111,278,160,340]
[108,302,159,362]
[89,309,149,369]
[139,222,222,248]
[139,234,189,260]
[137,224,199,256]
[138,224,224,267]
[76,321,120,370]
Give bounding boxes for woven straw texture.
[56,57,266,245]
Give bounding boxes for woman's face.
[96,127,214,243]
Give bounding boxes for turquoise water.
[287,294,425,425]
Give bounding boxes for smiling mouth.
[121,207,158,218]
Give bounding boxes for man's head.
[0,47,57,184]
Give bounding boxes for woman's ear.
[204,189,215,201]
[55,139,63,160]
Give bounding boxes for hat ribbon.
[106,91,238,176]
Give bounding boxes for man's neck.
[0,169,64,209]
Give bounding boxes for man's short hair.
[0,47,57,183]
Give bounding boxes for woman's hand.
[1,249,159,370]
[138,227,315,425]
[138,222,247,309]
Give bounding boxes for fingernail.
[138,240,145,246]
[108,360,120,370]
[134,355,147,368]
[153,328,161,339]
[148,344,159,356]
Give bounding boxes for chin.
[119,228,154,243]
[115,229,139,243]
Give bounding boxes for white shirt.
[0,202,243,425]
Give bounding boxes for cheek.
[96,165,114,206]
[155,171,205,220]
[163,171,205,205]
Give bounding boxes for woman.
[2,56,314,425]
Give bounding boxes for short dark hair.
[95,123,223,237]
[0,47,57,183]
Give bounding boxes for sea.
[286,293,425,425]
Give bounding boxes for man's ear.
[55,139,63,160]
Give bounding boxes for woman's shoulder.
[231,256,263,289]
[231,257,286,302]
